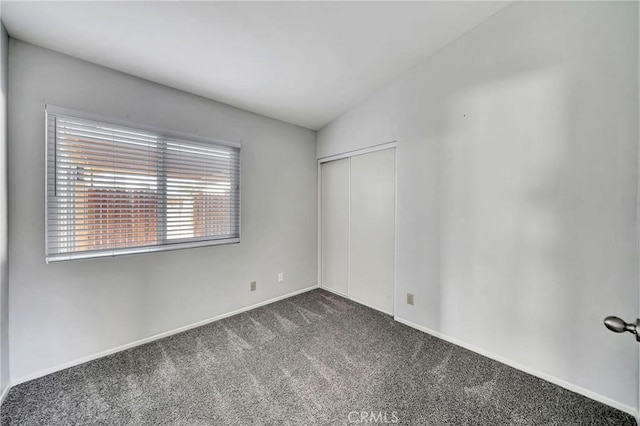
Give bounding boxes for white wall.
[8,40,318,382]
[319,1,639,412]
[0,7,10,397]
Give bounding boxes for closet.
[320,147,395,315]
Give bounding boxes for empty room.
[0,0,637,424]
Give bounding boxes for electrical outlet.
[406,293,414,305]
[250,281,257,291]
[278,272,284,282]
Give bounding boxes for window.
[46,106,240,262]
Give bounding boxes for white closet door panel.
[349,148,395,314]
[321,158,350,295]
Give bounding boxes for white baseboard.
[0,381,10,405]
[394,316,637,418]
[319,285,393,316]
[12,284,319,386]
[319,285,348,298]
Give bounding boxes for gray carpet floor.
[1,289,634,425]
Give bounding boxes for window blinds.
[46,107,240,262]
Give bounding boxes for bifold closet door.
[321,158,350,295]
[349,148,395,315]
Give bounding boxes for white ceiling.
[2,1,510,130]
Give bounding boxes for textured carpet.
[1,289,634,425]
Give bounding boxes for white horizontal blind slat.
[46,110,241,262]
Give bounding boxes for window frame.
[45,105,241,262]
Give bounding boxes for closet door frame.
[318,140,397,314]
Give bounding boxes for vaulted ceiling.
[3,1,510,130]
